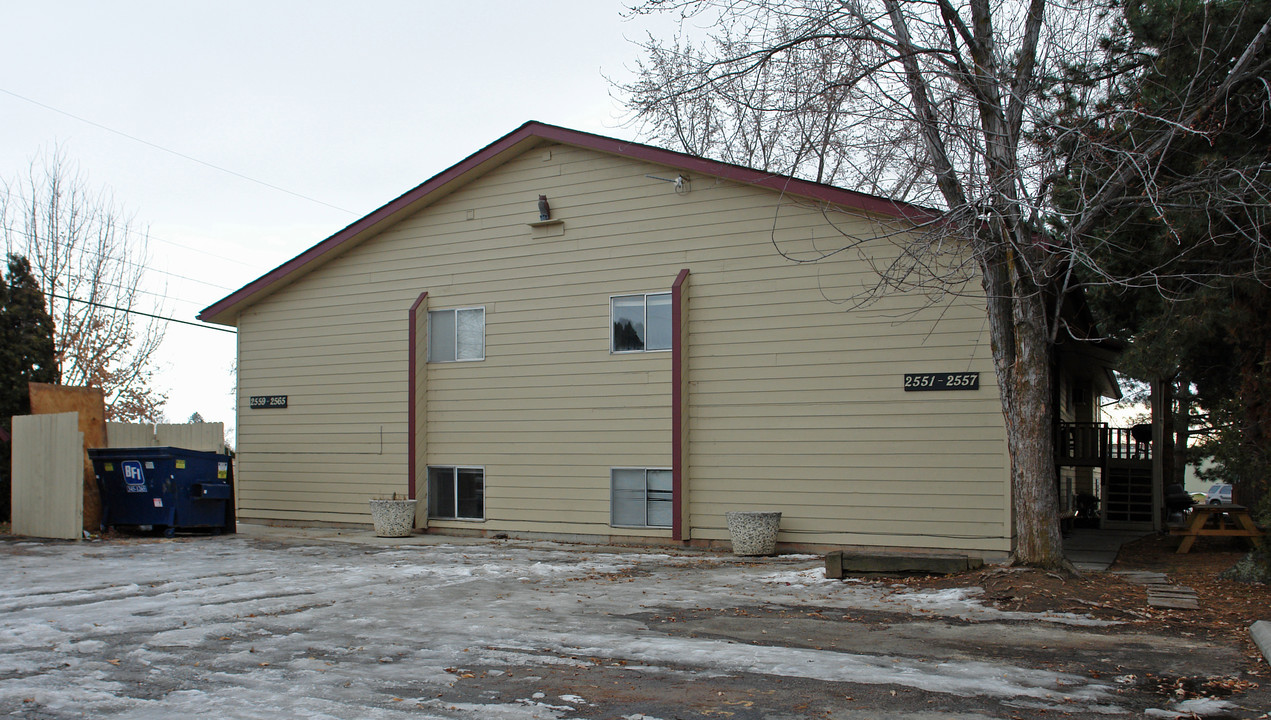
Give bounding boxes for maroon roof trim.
[198,121,938,324]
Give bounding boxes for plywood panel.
[28,383,105,532]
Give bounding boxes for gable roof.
[198,120,938,326]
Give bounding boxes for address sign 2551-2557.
[903,373,980,391]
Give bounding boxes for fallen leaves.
[443,667,476,679]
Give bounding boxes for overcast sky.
[1,1,684,439]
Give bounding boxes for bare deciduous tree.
[620,0,1271,568]
[1,148,167,421]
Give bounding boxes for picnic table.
[1169,503,1265,554]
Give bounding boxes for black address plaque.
[903,372,980,391]
[249,395,289,409]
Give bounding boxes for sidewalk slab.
[1253,620,1271,666]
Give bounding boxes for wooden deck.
[1057,423,1155,529]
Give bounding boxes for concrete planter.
[369,499,417,538]
[725,511,782,556]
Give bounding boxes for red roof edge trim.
[198,121,939,324]
[197,122,548,324]
[526,123,938,225]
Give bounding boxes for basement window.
[429,307,485,362]
[611,468,672,528]
[611,292,671,353]
[427,466,484,520]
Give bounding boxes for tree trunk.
[1172,382,1191,487]
[1160,380,1176,492]
[1005,311,1063,567]
[981,252,1064,569]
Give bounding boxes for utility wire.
[51,293,236,334]
[1,86,357,215]
[65,275,213,312]
[150,233,258,267]
[0,185,259,268]
[4,224,235,292]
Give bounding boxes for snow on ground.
[1144,698,1237,717]
[0,535,1145,718]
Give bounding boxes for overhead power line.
[51,293,235,334]
[0,184,262,269]
[1,86,358,215]
[3,224,236,292]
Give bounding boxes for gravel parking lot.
[2,526,1265,719]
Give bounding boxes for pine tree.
[1,253,60,522]
[1066,0,1271,559]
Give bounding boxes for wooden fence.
[106,422,227,453]
[10,410,228,539]
[11,413,84,540]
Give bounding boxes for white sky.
[1,1,683,439]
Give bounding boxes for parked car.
[1205,483,1233,504]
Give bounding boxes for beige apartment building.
[200,122,1119,557]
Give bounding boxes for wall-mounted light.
[538,195,551,221]
[644,174,691,194]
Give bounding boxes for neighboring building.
[200,122,1119,557]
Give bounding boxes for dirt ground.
[2,522,1270,718]
[894,533,1271,685]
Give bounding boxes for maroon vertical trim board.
[671,268,690,541]
[407,291,428,500]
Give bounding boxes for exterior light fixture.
[537,195,551,221]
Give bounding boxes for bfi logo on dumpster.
[122,461,147,493]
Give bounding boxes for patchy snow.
[1144,697,1238,718]
[417,700,570,719]
[0,533,1138,718]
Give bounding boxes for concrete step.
[824,551,984,578]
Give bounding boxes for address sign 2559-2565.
[249,395,289,409]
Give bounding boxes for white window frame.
[610,467,673,528]
[426,465,485,521]
[609,292,671,354]
[428,306,485,363]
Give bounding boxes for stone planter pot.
[725,511,781,556]
[369,499,418,538]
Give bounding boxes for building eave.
[198,121,940,326]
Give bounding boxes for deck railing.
[1057,422,1152,466]
[1056,422,1106,466]
[1107,426,1152,461]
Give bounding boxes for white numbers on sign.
[904,373,978,390]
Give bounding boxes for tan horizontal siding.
[237,507,371,524]
[235,142,1010,550]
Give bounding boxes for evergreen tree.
[1061,0,1271,568]
[1,254,60,522]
